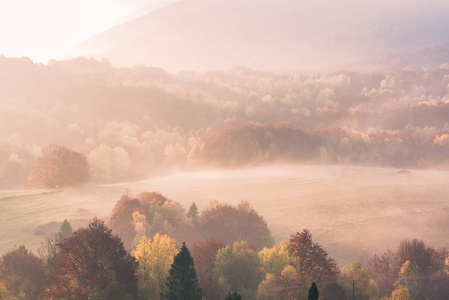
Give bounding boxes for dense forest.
[2,56,449,188]
[0,191,447,299]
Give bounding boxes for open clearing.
[1,165,449,265]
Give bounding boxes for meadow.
[1,164,448,265]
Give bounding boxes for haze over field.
[1,1,449,298]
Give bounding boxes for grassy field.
[1,165,449,265]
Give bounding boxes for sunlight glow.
[0,0,152,63]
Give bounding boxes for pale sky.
[0,0,157,63]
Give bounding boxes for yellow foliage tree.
[390,286,411,300]
[132,234,178,299]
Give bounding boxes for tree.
[187,202,199,222]
[48,218,137,299]
[132,234,178,299]
[308,282,319,300]
[29,145,89,188]
[59,219,73,240]
[395,239,445,299]
[390,286,411,300]
[0,245,47,299]
[163,242,202,300]
[282,230,343,299]
[367,250,397,297]
[259,241,292,277]
[0,283,8,300]
[225,291,242,300]
[191,239,226,300]
[214,241,262,300]
[340,260,378,300]
[199,200,274,250]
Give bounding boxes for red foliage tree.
[279,229,344,299]
[191,239,226,300]
[48,218,137,299]
[198,201,274,250]
[0,245,47,299]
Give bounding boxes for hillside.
[73,0,449,72]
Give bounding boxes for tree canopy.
[163,242,202,300]
[48,218,137,299]
[29,145,89,188]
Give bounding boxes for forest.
[2,56,449,188]
[1,190,448,300]
[1,56,449,299]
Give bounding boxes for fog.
[1,0,449,285]
[1,165,449,266]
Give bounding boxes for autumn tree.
[132,234,178,299]
[281,229,344,299]
[110,191,185,249]
[367,250,397,297]
[191,239,226,300]
[395,239,446,299]
[340,260,378,300]
[29,145,89,188]
[259,241,292,277]
[199,200,274,250]
[214,241,262,300]
[162,242,202,300]
[48,218,137,299]
[0,245,47,299]
[0,283,8,300]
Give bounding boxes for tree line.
[1,193,449,299]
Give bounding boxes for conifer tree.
[163,242,202,300]
[58,219,73,240]
[187,202,199,222]
[225,291,242,300]
[308,282,319,300]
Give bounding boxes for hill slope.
[72,0,449,72]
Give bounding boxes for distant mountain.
[69,0,449,72]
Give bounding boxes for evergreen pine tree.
[187,202,199,222]
[58,219,73,240]
[308,282,319,300]
[225,291,242,300]
[163,242,202,300]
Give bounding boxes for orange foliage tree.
[29,145,89,188]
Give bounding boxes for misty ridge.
[2,56,449,188]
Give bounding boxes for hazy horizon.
[1,2,449,298]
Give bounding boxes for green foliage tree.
[29,145,89,188]
[225,291,242,300]
[133,233,178,299]
[214,241,262,300]
[308,282,319,300]
[340,260,378,300]
[259,241,292,276]
[49,218,137,299]
[162,242,202,300]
